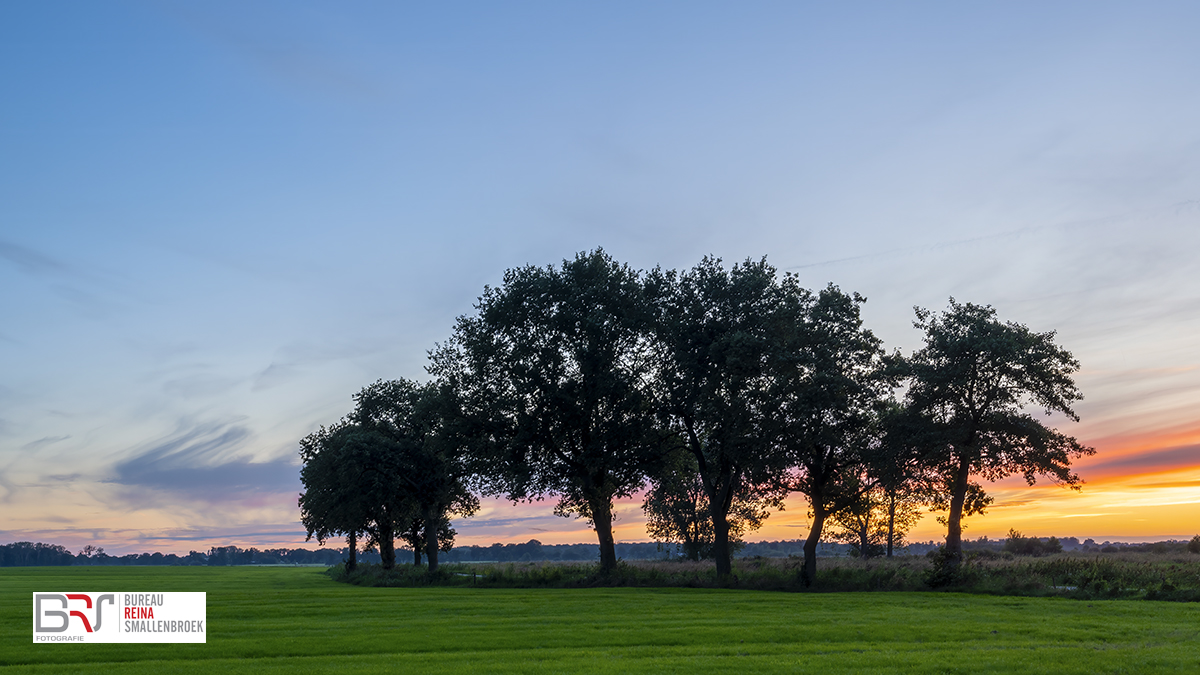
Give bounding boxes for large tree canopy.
[646,257,794,577]
[774,284,894,586]
[904,299,1095,566]
[431,249,665,571]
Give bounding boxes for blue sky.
[3,2,1199,553]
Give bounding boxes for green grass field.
[2,566,1198,673]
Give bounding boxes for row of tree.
[299,250,1095,584]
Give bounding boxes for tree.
[827,482,924,558]
[351,379,479,572]
[870,402,943,558]
[774,284,894,585]
[827,488,886,559]
[77,545,106,566]
[647,257,793,577]
[299,379,476,572]
[1003,529,1063,556]
[904,299,1095,567]
[876,482,926,557]
[431,249,664,571]
[299,422,377,571]
[642,447,767,560]
[399,515,457,566]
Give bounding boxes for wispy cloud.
[20,435,71,451]
[1084,444,1200,477]
[0,239,72,277]
[110,420,299,500]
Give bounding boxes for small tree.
[828,484,923,558]
[1188,535,1200,554]
[905,299,1095,568]
[398,516,457,566]
[299,422,379,571]
[827,490,886,559]
[351,379,479,572]
[1003,529,1063,556]
[642,448,767,560]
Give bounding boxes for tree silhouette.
[647,257,793,577]
[904,299,1094,568]
[431,250,664,571]
[299,422,377,571]
[774,285,893,585]
[642,447,767,560]
[351,379,478,572]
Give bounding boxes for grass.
[2,566,1199,673]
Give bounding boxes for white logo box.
[33,592,206,643]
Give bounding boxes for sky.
[2,1,1199,555]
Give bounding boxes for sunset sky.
[2,2,1198,555]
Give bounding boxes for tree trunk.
[802,502,827,587]
[590,496,618,571]
[706,472,736,577]
[886,491,896,558]
[858,521,870,559]
[406,521,422,565]
[346,532,357,572]
[944,454,972,566]
[424,507,440,572]
[378,520,396,570]
[712,508,732,577]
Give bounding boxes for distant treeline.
[0,539,854,567]
[0,542,352,567]
[8,537,1195,567]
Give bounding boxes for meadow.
[3,566,1198,674]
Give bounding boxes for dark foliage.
[431,249,666,571]
[903,299,1094,567]
[645,257,793,576]
[775,284,894,585]
[0,542,75,566]
[1002,529,1064,556]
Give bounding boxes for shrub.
[1003,529,1063,556]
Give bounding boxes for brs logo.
[34,594,115,633]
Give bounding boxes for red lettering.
[66,594,92,608]
[68,611,93,632]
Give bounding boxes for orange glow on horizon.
[8,426,1198,556]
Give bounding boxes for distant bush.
[1003,529,1063,556]
[1188,535,1200,554]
